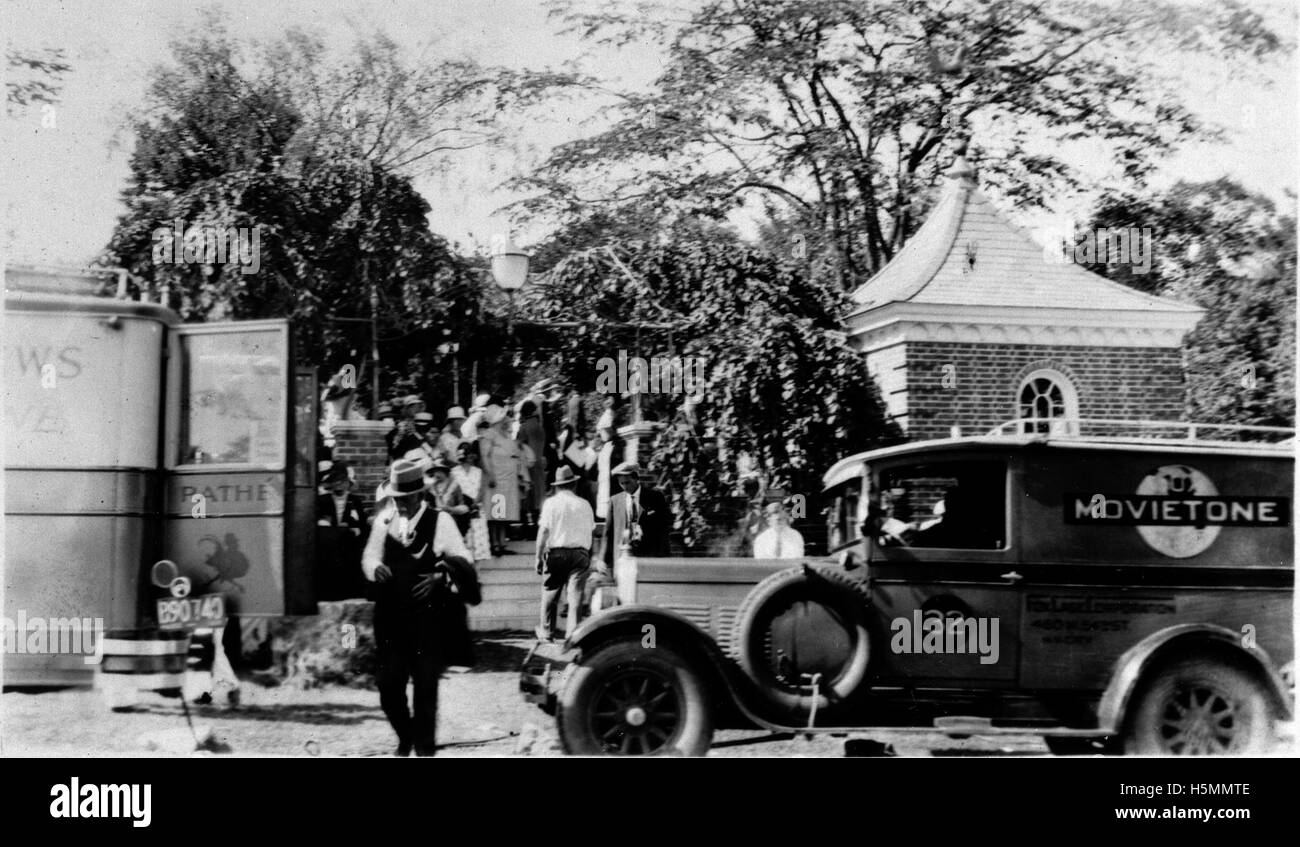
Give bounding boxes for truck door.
[163,321,291,622]
[867,458,1020,685]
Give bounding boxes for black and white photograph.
[1,0,1296,798]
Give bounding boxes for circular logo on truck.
[1135,465,1220,558]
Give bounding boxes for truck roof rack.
[986,417,1295,449]
[5,264,132,299]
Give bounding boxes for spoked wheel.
[1124,657,1277,755]
[558,639,713,756]
[591,668,682,754]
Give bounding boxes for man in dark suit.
[316,462,368,600]
[362,459,481,757]
[600,461,673,571]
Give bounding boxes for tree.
[513,0,1288,289]
[102,18,523,412]
[519,234,901,548]
[1087,179,1295,429]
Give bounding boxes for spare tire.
[730,565,872,718]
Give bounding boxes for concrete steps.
[468,554,542,633]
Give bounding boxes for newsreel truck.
[522,423,1294,756]
[3,266,317,690]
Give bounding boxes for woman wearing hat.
[517,399,548,524]
[425,459,470,535]
[451,443,492,561]
[477,402,530,556]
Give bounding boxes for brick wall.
[332,420,391,514]
[898,342,1186,440]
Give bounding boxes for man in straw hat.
[534,465,595,642]
[362,458,481,756]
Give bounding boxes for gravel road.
[5,633,1283,758]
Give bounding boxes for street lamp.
[490,237,530,291]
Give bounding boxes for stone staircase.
[468,553,541,633]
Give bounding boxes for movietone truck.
[522,422,1294,756]
[3,266,317,686]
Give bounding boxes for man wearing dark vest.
[362,458,481,756]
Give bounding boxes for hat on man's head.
[764,501,788,517]
[612,461,641,477]
[414,412,434,425]
[552,466,580,486]
[445,406,467,421]
[402,395,425,410]
[381,458,431,498]
[425,458,452,476]
[376,402,395,419]
[323,462,351,486]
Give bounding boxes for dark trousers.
[375,608,442,756]
[540,548,590,636]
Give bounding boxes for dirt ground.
[2,633,1288,758]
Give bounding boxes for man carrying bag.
[363,459,481,757]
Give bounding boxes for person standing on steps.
[534,466,595,642]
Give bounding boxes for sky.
[2,0,1296,268]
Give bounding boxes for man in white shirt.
[534,466,595,642]
[753,502,805,560]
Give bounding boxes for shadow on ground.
[465,631,537,673]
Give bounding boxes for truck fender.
[1098,623,1293,734]
[567,606,779,728]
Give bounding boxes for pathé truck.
[3,266,317,686]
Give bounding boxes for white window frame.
[1016,368,1079,435]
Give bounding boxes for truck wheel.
[731,565,872,717]
[557,640,713,756]
[1123,657,1276,755]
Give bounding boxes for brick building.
[846,155,1203,440]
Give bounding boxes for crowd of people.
[309,381,683,755]
[312,381,676,601]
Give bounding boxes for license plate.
[156,594,226,630]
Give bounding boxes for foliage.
[1087,179,1295,429]
[101,17,529,411]
[5,48,71,113]
[515,0,1289,289]
[519,234,901,548]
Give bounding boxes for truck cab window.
[877,461,1006,550]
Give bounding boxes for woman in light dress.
[478,406,530,556]
[451,443,492,561]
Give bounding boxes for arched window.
[1017,369,1078,434]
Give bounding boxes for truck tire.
[557,639,714,756]
[730,565,872,718]
[1123,656,1277,755]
